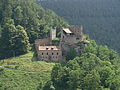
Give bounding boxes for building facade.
[37,46,63,62]
[35,26,85,62]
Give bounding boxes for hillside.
[0,52,55,89]
[0,0,68,59]
[0,0,120,89]
[38,0,120,53]
[43,40,120,90]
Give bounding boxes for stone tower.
[60,26,84,57]
[50,27,56,40]
[50,27,56,45]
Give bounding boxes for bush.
[52,38,60,45]
[0,67,4,74]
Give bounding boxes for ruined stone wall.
[37,50,63,62]
[61,33,83,45]
[61,26,85,57]
[61,42,85,57]
[64,35,83,45]
[35,38,50,48]
[35,26,85,62]
[61,26,84,45]
[69,26,83,36]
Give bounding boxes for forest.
[0,0,68,59]
[0,0,120,90]
[43,39,120,90]
[38,0,120,53]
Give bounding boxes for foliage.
[44,40,120,90]
[66,48,77,61]
[0,19,30,59]
[39,0,120,53]
[0,0,68,59]
[52,38,60,45]
[0,52,55,90]
[0,0,68,43]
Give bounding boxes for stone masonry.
[35,26,86,62]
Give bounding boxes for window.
[51,48,54,50]
[52,53,54,55]
[46,48,49,50]
[63,36,64,38]
[76,38,79,40]
[47,53,48,55]
[42,53,43,55]
[57,53,59,55]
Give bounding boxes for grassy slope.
[0,52,55,90]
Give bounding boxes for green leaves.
[66,48,77,61]
[0,19,30,59]
[0,0,68,58]
[47,40,120,90]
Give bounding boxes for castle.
[35,26,87,62]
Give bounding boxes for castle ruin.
[35,26,86,62]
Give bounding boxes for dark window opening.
[42,53,43,55]
[46,48,49,50]
[76,38,79,40]
[52,53,54,55]
[63,36,64,38]
[57,53,59,55]
[47,53,48,55]
[70,33,74,35]
[51,48,54,50]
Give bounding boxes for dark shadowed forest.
[38,0,120,53]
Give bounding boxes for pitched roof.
[39,46,61,51]
[63,28,73,34]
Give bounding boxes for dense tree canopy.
[43,40,120,90]
[38,0,120,53]
[0,0,68,59]
[0,19,30,59]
